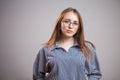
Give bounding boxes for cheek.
[61,26,66,30]
[74,27,79,33]
[61,24,66,32]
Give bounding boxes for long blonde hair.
[45,7,95,59]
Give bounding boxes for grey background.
[0,0,120,80]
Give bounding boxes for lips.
[66,30,73,33]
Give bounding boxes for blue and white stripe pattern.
[33,42,102,80]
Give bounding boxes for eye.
[64,20,70,24]
[73,22,79,26]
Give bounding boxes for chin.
[65,34,74,38]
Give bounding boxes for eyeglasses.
[62,19,79,27]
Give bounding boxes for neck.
[58,36,75,52]
[59,36,74,45]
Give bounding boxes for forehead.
[63,12,79,21]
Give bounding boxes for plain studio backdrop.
[0,0,120,80]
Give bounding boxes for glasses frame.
[61,19,79,27]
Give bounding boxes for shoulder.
[37,44,49,55]
[85,40,96,50]
[85,41,97,57]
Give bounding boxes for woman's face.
[61,12,79,38]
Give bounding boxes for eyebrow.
[63,19,78,22]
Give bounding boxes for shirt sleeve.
[33,47,46,80]
[87,44,102,80]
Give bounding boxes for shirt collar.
[50,41,79,51]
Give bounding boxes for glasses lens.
[63,20,70,25]
[62,19,79,27]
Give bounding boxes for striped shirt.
[33,42,102,80]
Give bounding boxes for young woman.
[33,7,102,80]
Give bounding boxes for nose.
[68,23,73,28]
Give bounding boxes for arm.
[33,48,46,80]
[87,44,102,80]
